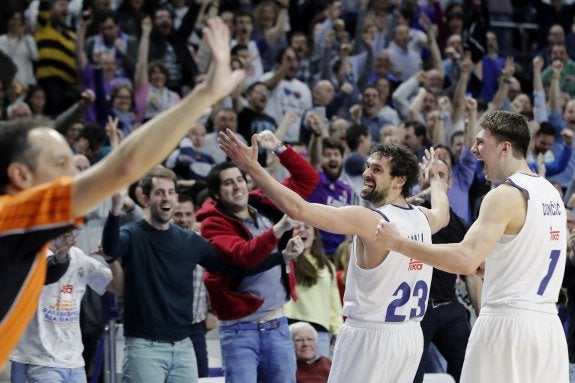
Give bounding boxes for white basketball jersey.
[482,173,567,313]
[343,204,433,323]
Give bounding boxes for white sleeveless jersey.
[343,204,433,323]
[482,173,567,313]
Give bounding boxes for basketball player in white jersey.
[217,130,450,383]
[376,110,569,383]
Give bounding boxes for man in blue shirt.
[102,167,286,382]
[307,138,352,256]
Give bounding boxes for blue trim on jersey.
[505,178,530,200]
[370,208,389,222]
[516,172,540,178]
[391,204,415,211]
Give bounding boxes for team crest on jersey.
[408,259,423,271]
[60,284,73,294]
[549,226,560,241]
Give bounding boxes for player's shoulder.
[483,183,525,211]
[492,181,527,197]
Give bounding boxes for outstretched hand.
[110,190,127,216]
[419,147,439,183]
[257,130,281,151]
[51,232,76,262]
[199,17,246,101]
[282,235,305,261]
[218,129,259,171]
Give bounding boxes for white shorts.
[328,318,423,383]
[461,306,569,383]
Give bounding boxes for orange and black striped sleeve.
[0,176,83,365]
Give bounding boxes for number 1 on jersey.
[537,250,560,296]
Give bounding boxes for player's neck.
[501,159,534,180]
[376,195,408,209]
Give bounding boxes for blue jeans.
[219,318,296,383]
[121,337,198,383]
[10,361,87,383]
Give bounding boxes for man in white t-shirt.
[262,47,312,142]
[204,108,246,164]
[10,230,123,382]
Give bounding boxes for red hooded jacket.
[196,146,319,320]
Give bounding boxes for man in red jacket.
[197,130,318,383]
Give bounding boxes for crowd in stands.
[3,0,575,382]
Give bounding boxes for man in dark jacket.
[102,166,299,382]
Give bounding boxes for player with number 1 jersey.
[330,204,432,383]
[375,112,569,382]
[461,173,568,382]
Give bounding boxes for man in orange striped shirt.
[0,17,245,369]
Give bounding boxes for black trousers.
[413,302,471,383]
[190,321,209,377]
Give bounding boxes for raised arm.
[354,35,375,91]
[134,17,152,89]
[72,17,245,218]
[53,90,95,133]
[263,0,289,47]
[256,130,319,198]
[451,53,473,124]
[420,14,444,79]
[464,97,478,149]
[427,110,445,146]
[490,57,515,112]
[393,73,421,120]
[218,129,380,239]
[416,148,450,233]
[532,55,545,93]
[549,60,563,113]
[101,192,131,260]
[274,110,298,142]
[408,86,427,122]
[531,55,548,123]
[350,0,370,55]
[263,50,290,90]
[75,12,90,72]
[307,113,329,170]
[177,1,203,41]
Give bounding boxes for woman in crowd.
[108,84,138,137]
[134,17,180,124]
[0,8,37,87]
[24,85,47,119]
[284,221,343,358]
